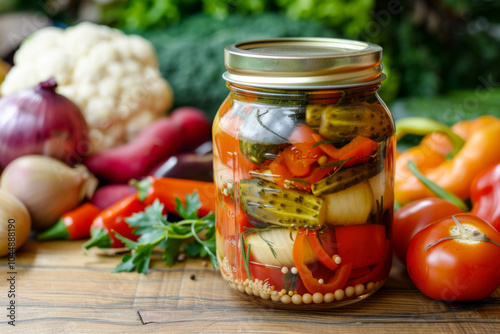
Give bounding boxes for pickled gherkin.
[318,104,393,142]
[311,157,384,196]
[239,141,282,166]
[240,179,326,227]
[305,104,324,128]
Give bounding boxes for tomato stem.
[424,235,458,251]
[424,215,500,251]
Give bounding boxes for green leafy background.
[5,0,500,122]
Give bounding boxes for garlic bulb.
[0,155,98,231]
[0,190,31,257]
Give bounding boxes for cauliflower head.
[1,22,173,152]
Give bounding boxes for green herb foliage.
[240,234,252,281]
[113,192,217,274]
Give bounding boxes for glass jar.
[213,38,395,309]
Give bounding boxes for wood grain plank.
[4,239,499,333]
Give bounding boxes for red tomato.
[392,198,463,265]
[406,214,500,301]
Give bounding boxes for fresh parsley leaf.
[125,199,167,235]
[184,241,203,258]
[113,232,139,249]
[175,191,201,220]
[113,243,156,274]
[137,228,167,245]
[114,192,217,274]
[113,254,135,273]
[113,230,166,274]
[162,238,184,266]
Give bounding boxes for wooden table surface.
[5,239,500,333]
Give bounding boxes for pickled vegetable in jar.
[213,38,394,309]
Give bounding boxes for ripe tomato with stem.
[406,214,500,301]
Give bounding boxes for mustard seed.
[312,292,324,304]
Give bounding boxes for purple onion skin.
[0,78,89,168]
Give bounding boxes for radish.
[90,184,137,210]
[85,118,183,183]
[169,107,211,151]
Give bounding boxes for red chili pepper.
[293,229,352,294]
[37,203,101,241]
[144,177,216,217]
[470,163,500,232]
[83,194,145,249]
[83,177,216,249]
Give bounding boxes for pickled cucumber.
[311,158,383,196]
[240,179,326,227]
[239,141,283,165]
[305,104,324,127]
[318,104,393,141]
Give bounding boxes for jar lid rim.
[223,37,384,88]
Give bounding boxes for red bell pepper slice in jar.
[311,134,378,167]
[269,153,339,193]
[306,229,339,271]
[334,224,386,269]
[282,145,318,177]
[268,151,295,189]
[293,229,352,294]
[249,261,308,295]
[346,239,391,287]
[282,124,325,177]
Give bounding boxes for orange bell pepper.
[395,132,452,180]
[395,116,500,204]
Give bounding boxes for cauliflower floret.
[1,22,173,152]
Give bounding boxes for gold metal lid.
[223,38,385,89]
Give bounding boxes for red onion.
[0,78,89,168]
